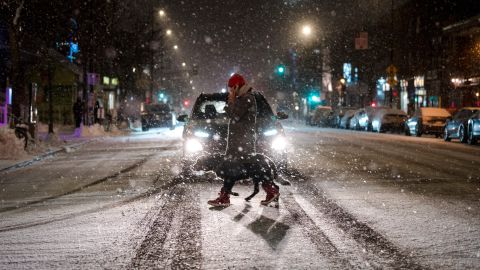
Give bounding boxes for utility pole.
[47,60,54,134]
[150,3,155,105]
[389,0,394,108]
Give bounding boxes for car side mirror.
[277,111,288,120]
[177,114,188,122]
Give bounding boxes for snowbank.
[80,124,108,137]
[0,127,28,160]
[130,119,142,129]
[37,122,59,134]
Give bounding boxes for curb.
[0,139,96,173]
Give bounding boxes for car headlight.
[372,120,379,129]
[263,129,278,136]
[185,138,203,153]
[193,130,210,138]
[271,136,287,152]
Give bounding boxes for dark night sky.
[162,0,396,94]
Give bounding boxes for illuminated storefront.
[414,75,426,108]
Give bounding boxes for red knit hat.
[227,73,246,88]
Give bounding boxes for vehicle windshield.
[192,99,227,120]
[191,94,274,120]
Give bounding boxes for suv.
[177,92,288,172]
[141,103,175,131]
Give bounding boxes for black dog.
[192,153,279,201]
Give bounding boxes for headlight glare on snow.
[271,136,287,152]
[193,130,210,138]
[263,129,278,136]
[185,138,203,153]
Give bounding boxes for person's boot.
[207,187,230,207]
[261,182,280,206]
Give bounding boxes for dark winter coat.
[73,101,83,118]
[224,85,257,162]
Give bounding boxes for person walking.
[73,97,83,128]
[207,74,280,207]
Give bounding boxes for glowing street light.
[302,25,312,37]
[166,29,172,36]
[158,10,166,17]
[173,45,178,50]
[182,62,186,67]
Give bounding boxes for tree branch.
[13,0,24,26]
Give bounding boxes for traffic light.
[308,93,320,103]
[276,65,285,75]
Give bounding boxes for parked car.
[333,107,357,128]
[467,110,480,145]
[310,106,334,127]
[405,107,451,137]
[443,107,480,143]
[339,109,357,129]
[362,106,390,131]
[349,108,365,130]
[177,92,289,172]
[350,106,388,131]
[371,108,408,133]
[141,103,175,131]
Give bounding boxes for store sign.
[343,63,352,85]
[355,32,368,50]
[87,73,100,85]
[414,76,424,88]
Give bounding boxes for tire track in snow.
[130,185,202,269]
[0,162,189,233]
[344,138,479,179]
[315,133,478,180]
[0,155,153,214]
[286,170,427,269]
[170,185,202,269]
[281,191,352,269]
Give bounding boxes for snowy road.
[0,125,479,269]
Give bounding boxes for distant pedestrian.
[94,100,100,124]
[73,98,83,128]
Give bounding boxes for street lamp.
[182,62,186,67]
[302,25,312,37]
[158,10,165,17]
[166,29,172,36]
[173,45,178,50]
